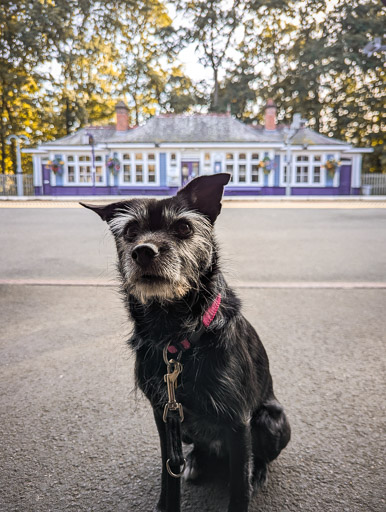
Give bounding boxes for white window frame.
[250,152,263,185]
[118,151,160,186]
[225,152,236,183]
[223,151,266,186]
[237,152,248,184]
[200,151,213,175]
[63,153,106,186]
[280,153,332,187]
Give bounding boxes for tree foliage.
[0,0,384,174]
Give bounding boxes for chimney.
[115,100,129,131]
[264,99,277,131]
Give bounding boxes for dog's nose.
[132,243,159,266]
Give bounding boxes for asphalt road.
[1,206,385,512]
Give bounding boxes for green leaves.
[1,0,384,174]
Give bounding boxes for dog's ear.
[177,173,230,223]
[79,201,121,222]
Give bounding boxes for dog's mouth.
[138,274,170,284]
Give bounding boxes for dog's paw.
[252,463,268,491]
[183,458,199,482]
[183,450,200,482]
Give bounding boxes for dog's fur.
[81,173,290,512]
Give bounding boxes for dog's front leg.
[153,409,181,512]
[227,423,252,512]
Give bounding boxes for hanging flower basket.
[259,156,273,175]
[324,158,341,177]
[48,157,64,175]
[107,156,121,175]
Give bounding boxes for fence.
[0,174,34,196]
[361,174,386,195]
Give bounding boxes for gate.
[0,174,34,196]
[361,174,386,195]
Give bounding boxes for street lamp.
[6,134,29,197]
[284,114,306,197]
[86,132,96,187]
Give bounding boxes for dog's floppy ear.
[79,201,120,222]
[177,173,230,223]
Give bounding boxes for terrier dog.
[81,173,290,512]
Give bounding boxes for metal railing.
[0,174,35,196]
[361,174,386,195]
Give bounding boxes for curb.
[0,195,385,202]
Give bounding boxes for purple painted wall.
[36,164,358,196]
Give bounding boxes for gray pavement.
[1,206,385,512]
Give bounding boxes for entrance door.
[181,161,199,186]
[339,164,352,195]
[42,165,52,195]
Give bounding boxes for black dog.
[81,173,290,512]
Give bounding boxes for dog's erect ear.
[79,202,120,222]
[176,173,230,223]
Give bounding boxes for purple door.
[339,164,352,195]
[42,165,52,195]
[181,161,199,186]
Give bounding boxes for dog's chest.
[136,349,231,421]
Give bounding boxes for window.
[68,165,75,182]
[136,164,143,183]
[123,154,131,160]
[95,165,103,183]
[170,153,176,161]
[148,153,155,161]
[284,154,323,186]
[79,163,92,183]
[239,153,246,160]
[238,164,246,182]
[251,153,259,160]
[226,164,234,182]
[204,153,210,162]
[135,153,143,161]
[283,165,288,183]
[123,164,131,183]
[63,154,106,185]
[296,165,308,183]
[251,164,260,183]
[313,166,321,183]
[148,164,156,183]
[226,153,234,182]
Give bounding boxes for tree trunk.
[65,97,71,135]
[212,68,219,111]
[0,93,5,174]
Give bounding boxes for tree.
[232,0,385,171]
[177,0,246,111]
[0,0,70,172]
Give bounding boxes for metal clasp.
[163,360,184,422]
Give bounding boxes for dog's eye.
[123,221,139,241]
[175,221,192,238]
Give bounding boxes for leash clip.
[163,359,184,423]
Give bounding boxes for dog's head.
[81,173,230,303]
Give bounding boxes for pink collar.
[167,293,222,355]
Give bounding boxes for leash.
[162,293,222,479]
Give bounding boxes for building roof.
[41,114,350,148]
